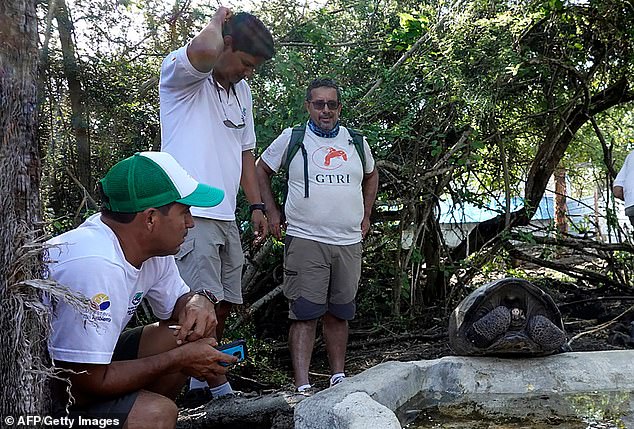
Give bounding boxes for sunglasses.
[213,80,246,129]
[309,100,340,110]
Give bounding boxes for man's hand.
[252,209,268,246]
[174,293,217,344]
[361,215,371,239]
[255,158,285,240]
[614,185,625,201]
[266,206,285,240]
[213,6,233,27]
[188,6,233,73]
[180,337,238,381]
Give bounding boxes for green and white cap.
[99,151,224,212]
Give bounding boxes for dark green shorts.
[52,326,144,428]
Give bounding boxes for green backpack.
[281,123,366,198]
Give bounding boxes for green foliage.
[240,338,292,387]
[356,275,394,324]
[611,251,634,278]
[516,231,537,245]
[38,0,634,340]
[479,250,511,276]
[388,12,428,51]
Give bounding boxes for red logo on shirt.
[312,147,348,170]
[324,148,347,166]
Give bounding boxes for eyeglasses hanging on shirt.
[211,79,246,129]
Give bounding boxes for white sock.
[189,378,208,390]
[209,381,233,397]
[296,384,312,392]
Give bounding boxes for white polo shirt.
[46,214,189,364]
[159,45,256,220]
[615,150,634,210]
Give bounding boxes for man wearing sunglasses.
[159,7,275,403]
[256,78,379,393]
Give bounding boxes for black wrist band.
[194,289,219,305]
[249,203,266,213]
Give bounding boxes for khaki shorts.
[283,235,362,321]
[175,217,244,304]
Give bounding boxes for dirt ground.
[232,273,634,393]
[177,272,634,429]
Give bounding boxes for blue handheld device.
[217,339,247,366]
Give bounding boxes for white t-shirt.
[260,125,375,245]
[46,214,189,364]
[615,150,634,210]
[159,45,256,220]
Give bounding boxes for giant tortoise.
[448,278,568,356]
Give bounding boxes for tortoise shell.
[448,278,567,356]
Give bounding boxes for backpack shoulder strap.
[283,124,307,172]
[283,124,310,198]
[347,128,366,172]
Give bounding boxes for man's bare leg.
[205,300,232,388]
[137,321,187,399]
[289,319,319,388]
[124,390,178,429]
[322,312,348,376]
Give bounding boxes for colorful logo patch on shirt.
[91,293,111,311]
[131,291,143,306]
[128,291,144,316]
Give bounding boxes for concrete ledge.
[332,392,401,429]
[295,361,424,429]
[295,350,634,429]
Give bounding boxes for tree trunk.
[421,215,445,304]
[452,78,634,260]
[554,166,568,235]
[55,0,92,194]
[0,0,49,416]
[524,78,633,209]
[177,392,304,429]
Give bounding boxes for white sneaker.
[295,384,318,396]
[329,374,346,387]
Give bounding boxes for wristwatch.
[194,289,219,305]
[249,203,266,214]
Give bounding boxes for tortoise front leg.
[466,306,511,348]
[527,315,567,351]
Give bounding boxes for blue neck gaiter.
[308,119,340,138]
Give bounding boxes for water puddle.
[403,408,624,428]
[398,392,633,429]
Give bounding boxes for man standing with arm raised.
[159,7,275,401]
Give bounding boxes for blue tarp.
[439,195,597,224]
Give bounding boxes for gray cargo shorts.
[175,217,244,304]
[283,235,362,321]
